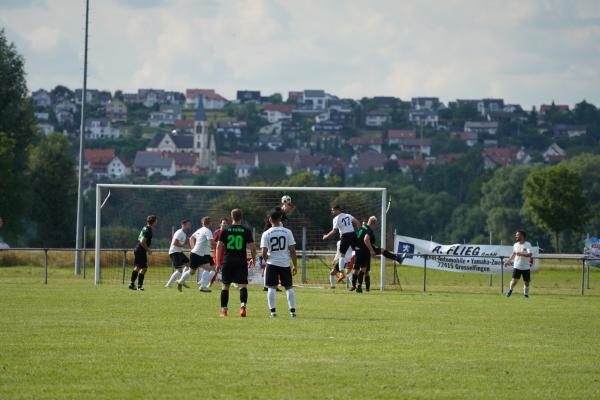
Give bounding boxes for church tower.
[193,100,216,170]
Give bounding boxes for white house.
[543,143,567,162]
[106,156,130,179]
[31,89,53,107]
[464,121,499,135]
[148,105,182,127]
[263,104,293,123]
[185,89,228,110]
[85,118,121,139]
[302,90,328,110]
[365,111,391,127]
[38,122,55,136]
[409,110,439,128]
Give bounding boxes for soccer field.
[1,269,600,399]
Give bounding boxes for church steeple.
[193,101,215,170]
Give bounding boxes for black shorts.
[265,264,293,288]
[339,232,358,254]
[512,268,531,281]
[169,252,189,268]
[354,250,371,271]
[221,258,248,285]
[134,249,148,269]
[189,253,214,270]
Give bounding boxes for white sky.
[1,0,599,108]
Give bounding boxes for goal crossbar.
[94,184,388,289]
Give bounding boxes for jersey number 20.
[226,235,243,250]
[270,236,287,251]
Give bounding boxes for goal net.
[93,184,390,289]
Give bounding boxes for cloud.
[0,0,599,107]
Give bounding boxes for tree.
[0,29,39,244]
[29,133,77,247]
[523,165,591,252]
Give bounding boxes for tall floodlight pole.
[75,0,90,275]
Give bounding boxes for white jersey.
[334,240,354,263]
[168,228,187,254]
[333,213,355,235]
[260,226,296,268]
[191,227,213,256]
[513,241,532,270]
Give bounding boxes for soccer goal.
[94,184,389,289]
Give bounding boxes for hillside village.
[30,86,600,185]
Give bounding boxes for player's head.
[269,208,283,226]
[201,216,211,228]
[220,218,229,229]
[146,214,157,227]
[330,204,341,216]
[515,230,526,242]
[231,208,242,223]
[367,216,377,227]
[181,219,191,231]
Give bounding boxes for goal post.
[94,184,388,290]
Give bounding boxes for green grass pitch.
[1,268,600,399]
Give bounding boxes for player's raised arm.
[323,228,337,241]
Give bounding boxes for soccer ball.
[281,195,292,205]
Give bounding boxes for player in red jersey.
[208,218,229,287]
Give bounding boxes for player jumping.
[353,216,404,293]
[322,205,360,275]
[129,214,157,291]
[165,219,191,288]
[329,240,354,289]
[177,217,216,292]
[261,208,298,318]
[215,208,256,317]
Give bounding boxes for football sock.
[286,288,296,310]
[166,270,181,287]
[137,273,145,287]
[220,289,229,309]
[338,257,345,274]
[524,285,529,295]
[200,270,211,288]
[179,270,191,284]
[240,287,248,307]
[509,280,515,290]
[351,273,357,288]
[268,288,276,310]
[357,271,364,287]
[207,270,216,283]
[329,274,336,286]
[365,275,370,291]
[130,270,138,284]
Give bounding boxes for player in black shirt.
[215,208,257,317]
[353,216,405,293]
[129,214,157,291]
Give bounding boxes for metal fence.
[0,248,596,295]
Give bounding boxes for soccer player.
[177,217,216,292]
[329,240,353,289]
[261,209,298,318]
[208,218,229,287]
[129,214,157,291]
[216,208,256,317]
[353,216,405,293]
[322,205,360,275]
[503,230,533,298]
[165,219,192,288]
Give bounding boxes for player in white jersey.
[503,230,533,298]
[329,240,354,288]
[260,208,298,318]
[165,219,192,288]
[322,204,360,275]
[177,217,216,292]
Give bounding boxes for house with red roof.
[387,130,416,146]
[263,104,293,123]
[349,135,383,153]
[482,147,518,169]
[84,148,130,179]
[185,89,228,110]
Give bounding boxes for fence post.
[587,259,590,290]
[44,248,49,284]
[301,227,307,284]
[122,250,127,285]
[392,229,397,285]
[423,255,427,292]
[581,258,585,296]
[500,256,505,294]
[82,226,87,279]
